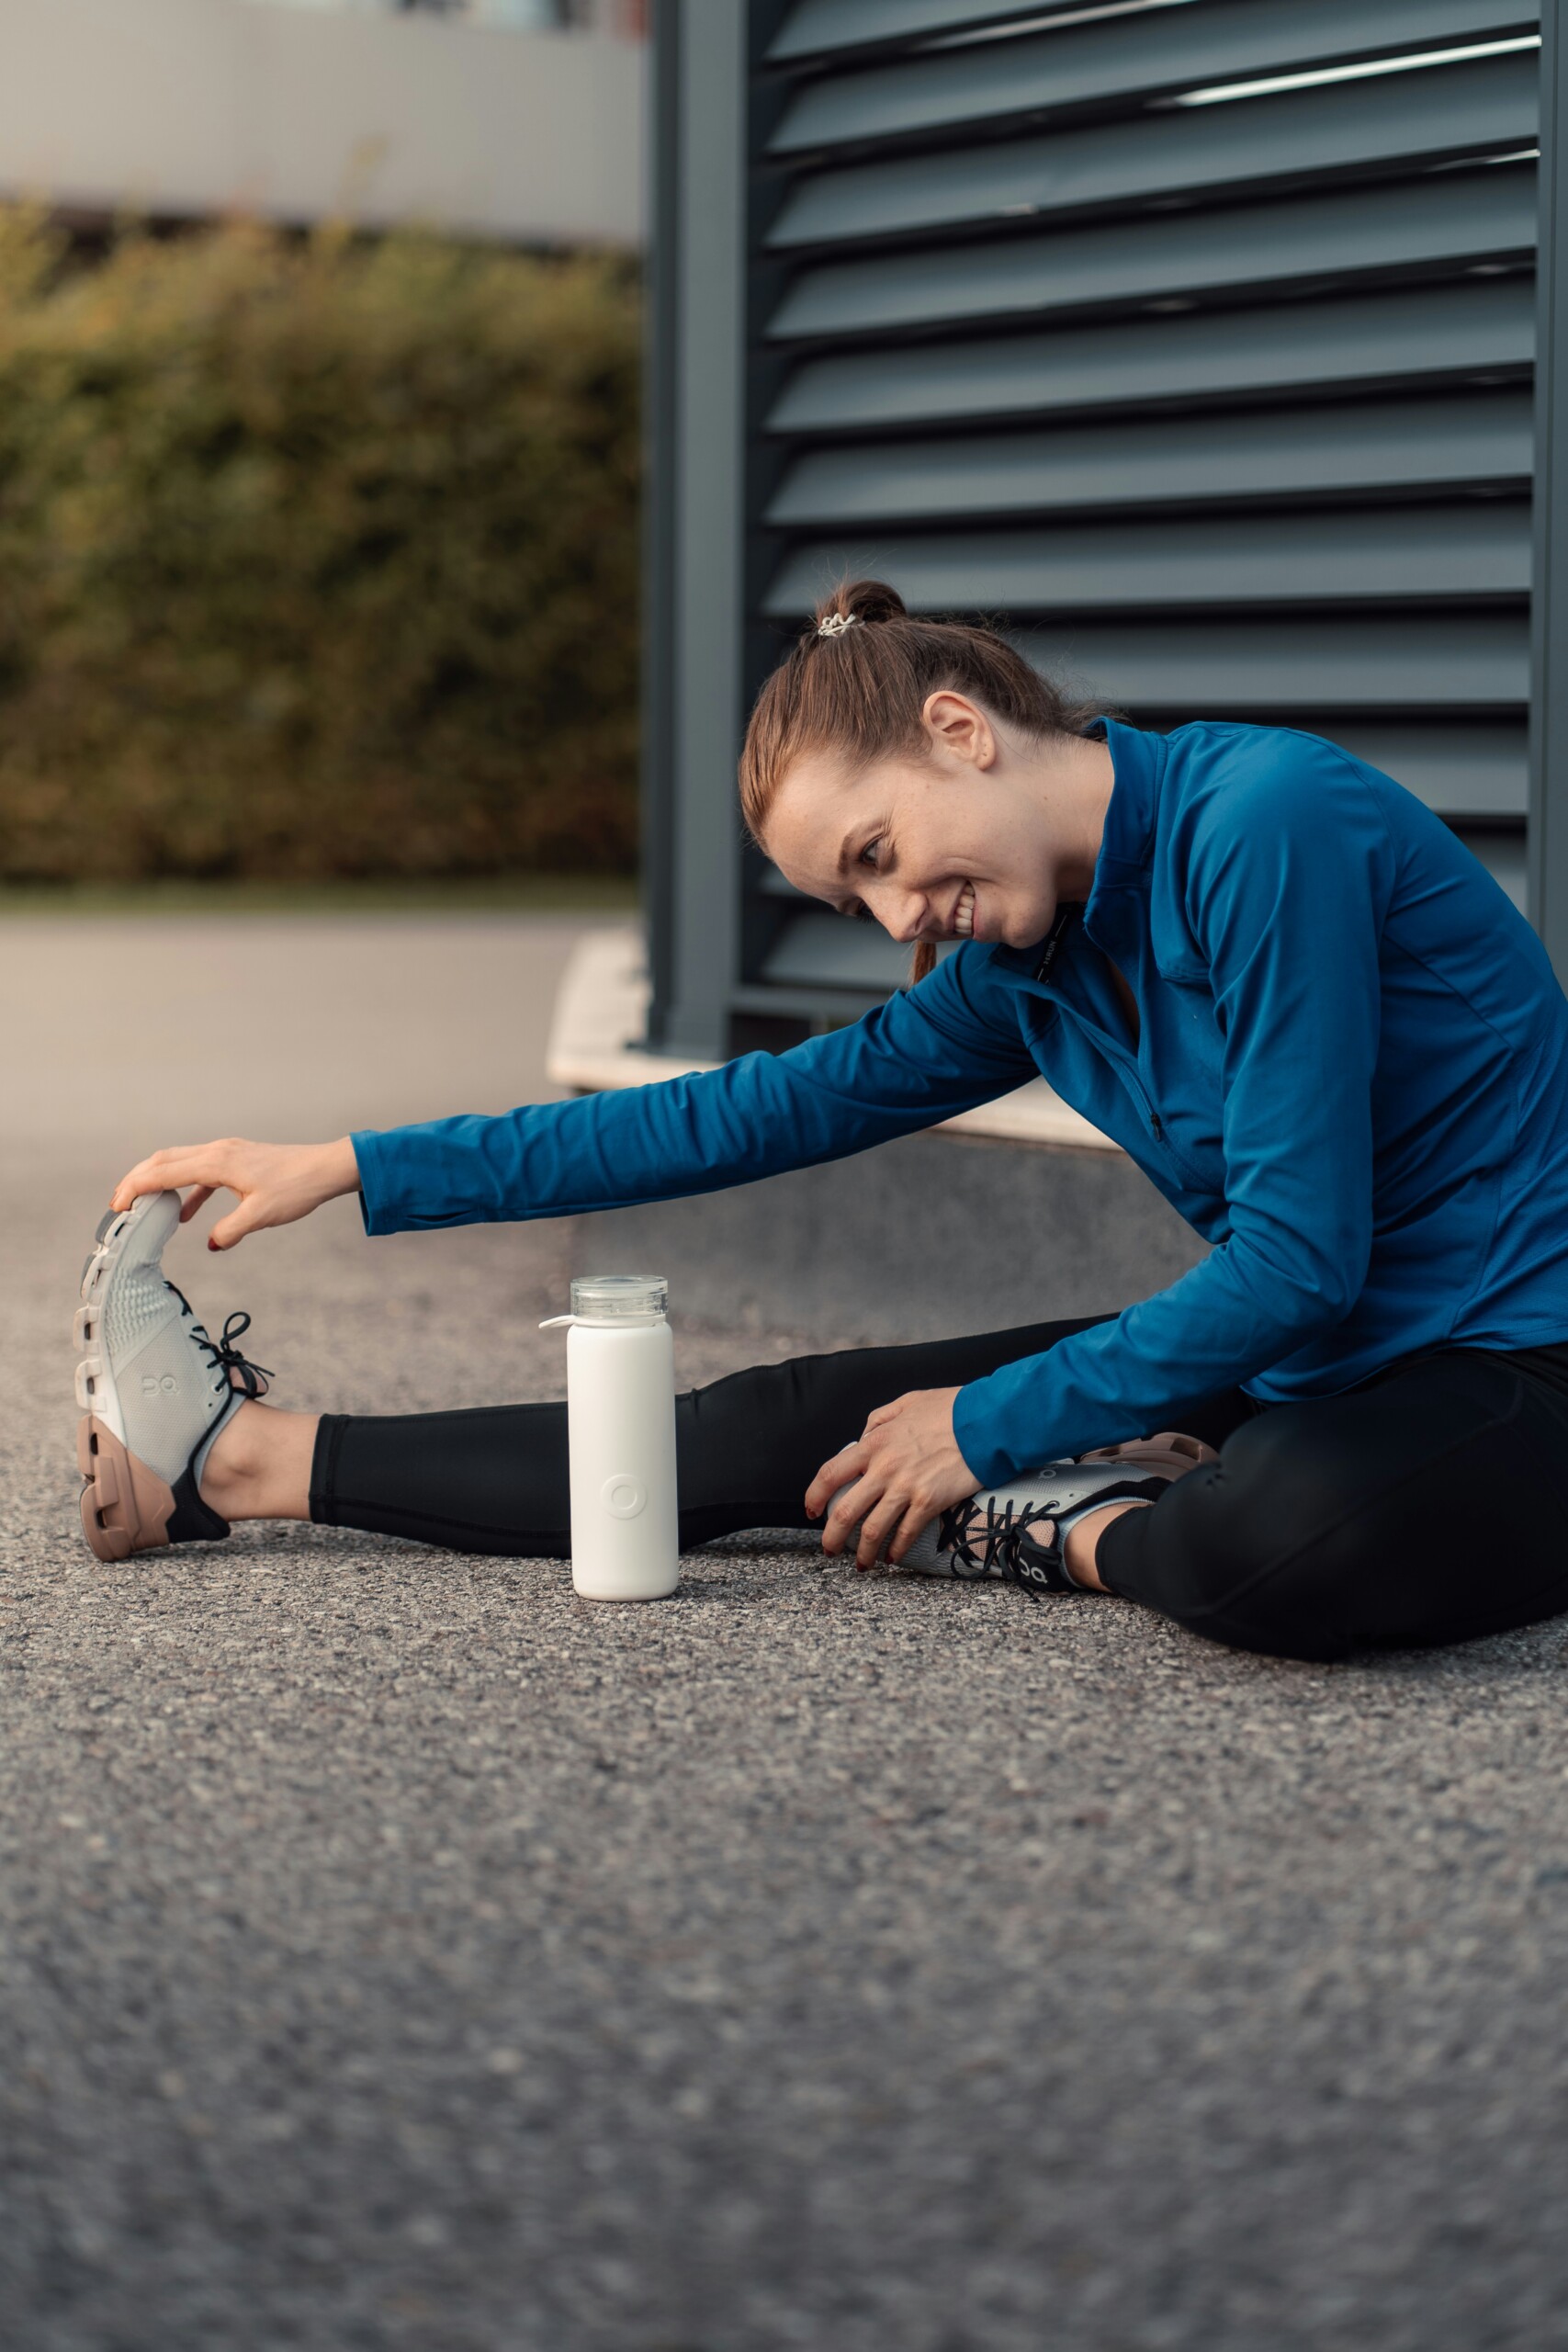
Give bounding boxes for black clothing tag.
[1032,901,1081,982]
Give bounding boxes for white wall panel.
[0,0,643,244]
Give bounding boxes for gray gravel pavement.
[5,913,1568,2351]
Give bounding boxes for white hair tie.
[818,612,859,639]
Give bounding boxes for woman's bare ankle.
[200,1399,318,1522]
[1062,1498,1148,1591]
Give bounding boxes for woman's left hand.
[805,1385,980,1569]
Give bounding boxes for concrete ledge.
[575,1129,1206,1348]
[546,928,1122,1152]
[548,931,1203,1345]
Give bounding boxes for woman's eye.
[850,900,874,923]
[859,838,884,870]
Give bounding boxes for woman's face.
[762,693,1086,953]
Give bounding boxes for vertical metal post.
[1529,0,1568,980]
[641,0,748,1058]
[639,0,679,1041]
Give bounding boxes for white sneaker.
[834,1432,1218,1591]
[74,1191,271,1561]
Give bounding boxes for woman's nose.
[889,888,930,944]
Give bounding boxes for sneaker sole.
[1079,1430,1220,1476]
[73,1192,184,1561]
[76,1414,178,1561]
[74,1192,184,1441]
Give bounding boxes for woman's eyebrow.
[836,819,888,877]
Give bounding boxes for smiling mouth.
[952,881,976,938]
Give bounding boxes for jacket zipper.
[1120,1057,1162,1142]
[1061,1001,1167,1147]
[1089,1031,1168,1150]
[1011,956,1166,1148]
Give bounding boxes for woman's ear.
[922,690,996,771]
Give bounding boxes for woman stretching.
[74,582,1568,1662]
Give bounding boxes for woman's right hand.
[108,1136,363,1251]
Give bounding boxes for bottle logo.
[601,1474,648,1521]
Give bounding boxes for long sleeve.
[953,744,1396,1486]
[352,944,1038,1235]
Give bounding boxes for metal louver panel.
[766,281,1534,435]
[1008,617,1529,710]
[765,2,1145,64]
[766,52,1537,251]
[767,168,1537,343]
[768,0,1538,154]
[645,2,1551,1057]
[760,910,918,993]
[770,505,1531,618]
[766,394,1533,525]
[766,0,1538,67]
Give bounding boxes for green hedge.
[0,209,640,881]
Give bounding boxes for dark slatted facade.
[644,0,1554,1059]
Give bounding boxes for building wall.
[645,1,1550,1063]
[0,0,644,245]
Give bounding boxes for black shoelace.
[936,1494,1061,1600]
[168,1284,273,1402]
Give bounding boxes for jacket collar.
[1087,718,1159,891]
[1082,717,1160,960]
[993,718,1162,983]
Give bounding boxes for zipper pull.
[1150,1114,1164,1140]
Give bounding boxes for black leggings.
[310,1315,1568,1663]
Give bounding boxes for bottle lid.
[569,1274,669,1326]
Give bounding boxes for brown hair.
[739,579,1100,985]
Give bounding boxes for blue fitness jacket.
[353,720,1568,1488]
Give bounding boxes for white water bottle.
[540,1275,679,1601]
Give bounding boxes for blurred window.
[250,0,632,30]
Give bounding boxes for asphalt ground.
[4,913,1568,2352]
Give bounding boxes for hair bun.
[814,577,907,632]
